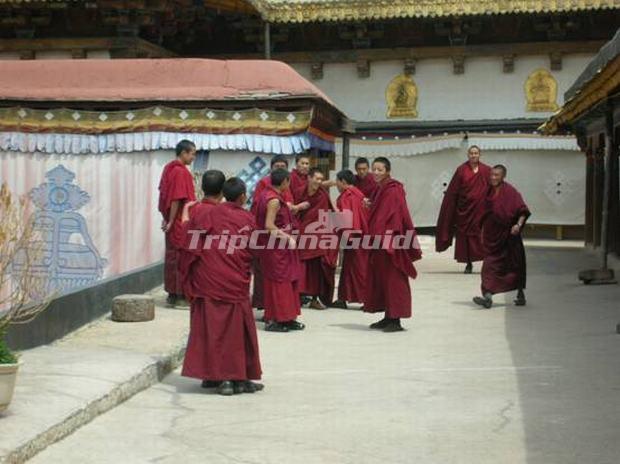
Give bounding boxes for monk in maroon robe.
[181,177,263,396]
[296,168,338,310]
[354,157,379,200]
[333,169,369,309]
[290,154,310,202]
[158,140,196,306]
[474,165,530,309]
[255,168,305,332]
[250,155,309,309]
[364,157,422,332]
[436,145,491,273]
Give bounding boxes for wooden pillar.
[585,143,594,245]
[264,22,271,60]
[342,133,350,170]
[600,105,614,269]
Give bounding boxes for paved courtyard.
[30,238,620,464]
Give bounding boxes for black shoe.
[369,317,390,329]
[464,263,473,274]
[300,295,312,306]
[256,307,264,311]
[241,381,265,393]
[201,380,220,389]
[233,381,245,395]
[284,320,306,331]
[166,294,177,307]
[331,300,348,309]
[514,291,526,306]
[473,296,492,309]
[382,319,404,332]
[265,322,289,332]
[217,381,235,396]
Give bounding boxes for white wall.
[292,54,593,122]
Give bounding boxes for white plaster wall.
[292,54,593,122]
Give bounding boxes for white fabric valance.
[0,131,326,155]
[336,132,580,157]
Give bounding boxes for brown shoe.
[309,298,327,310]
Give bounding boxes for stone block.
[111,295,155,322]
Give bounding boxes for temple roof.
[542,28,620,134]
[249,0,619,24]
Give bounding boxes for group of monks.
[158,140,530,395]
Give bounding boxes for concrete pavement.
[28,238,620,464]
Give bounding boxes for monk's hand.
[510,224,521,236]
[161,219,167,232]
[287,235,297,250]
[363,198,371,208]
[164,221,173,233]
[297,201,311,211]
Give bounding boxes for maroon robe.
[336,186,369,303]
[364,178,421,319]
[158,159,196,295]
[296,186,338,305]
[480,182,531,295]
[435,162,491,263]
[290,168,308,202]
[355,174,379,200]
[181,202,262,382]
[250,175,294,308]
[255,186,302,322]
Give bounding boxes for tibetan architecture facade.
[0,58,345,348]
[543,29,620,271]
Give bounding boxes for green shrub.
[0,331,17,364]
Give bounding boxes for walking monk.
[473,165,530,309]
[296,168,338,310]
[181,177,263,396]
[364,157,422,332]
[158,140,196,306]
[255,168,305,333]
[354,157,379,200]
[332,169,369,310]
[435,145,491,274]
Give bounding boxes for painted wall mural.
[13,165,107,294]
[386,74,418,119]
[525,69,559,112]
[237,156,269,207]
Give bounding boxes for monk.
[364,157,422,332]
[436,145,491,273]
[332,169,369,310]
[354,157,379,200]
[181,177,263,396]
[255,168,305,332]
[158,139,196,307]
[250,155,309,310]
[296,168,338,310]
[290,153,310,201]
[473,165,530,309]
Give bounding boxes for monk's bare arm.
[265,199,296,247]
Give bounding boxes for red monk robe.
[480,182,530,295]
[255,186,302,323]
[158,159,196,296]
[336,186,369,304]
[181,202,262,382]
[355,173,379,200]
[296,186,338,305]
[290,168,308,202]
[250,175,294,308]
[435,162,491,263]
[364,178,422,319]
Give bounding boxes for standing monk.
[332,169,369,310]
[251,155,309,310]
[364,157,422,332]
[181,177,263,396]
[256,168,305,333]
[297,168,338,310]
[290,154,310,202]
[436,145,491,274]
[158,140,196,306]
[354,157,379,200]
[473,165,530,309]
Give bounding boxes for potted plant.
[0,183,50,413]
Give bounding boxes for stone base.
[578,268,617,285]
[111,295,155,322]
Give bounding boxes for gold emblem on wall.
[525,69,559,112]
[386,74,418,118]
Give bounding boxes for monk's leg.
[251,258,264,310]
[263,278,303,332]
[303,258,327,310]
[164,235,180,305]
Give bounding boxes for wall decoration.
[386,74,418,119]
[525,69,559,112]
[237,156,270,207]
[12,165,107,294]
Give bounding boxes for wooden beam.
[216,40,604,63]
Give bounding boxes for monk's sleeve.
[168,168,196,204]
[435,169,461,252]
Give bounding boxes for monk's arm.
[165,200,181,232]
[265,199,296,247]
[181,201,199,223]
[511,214,528,236]
[288,201,310,214]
